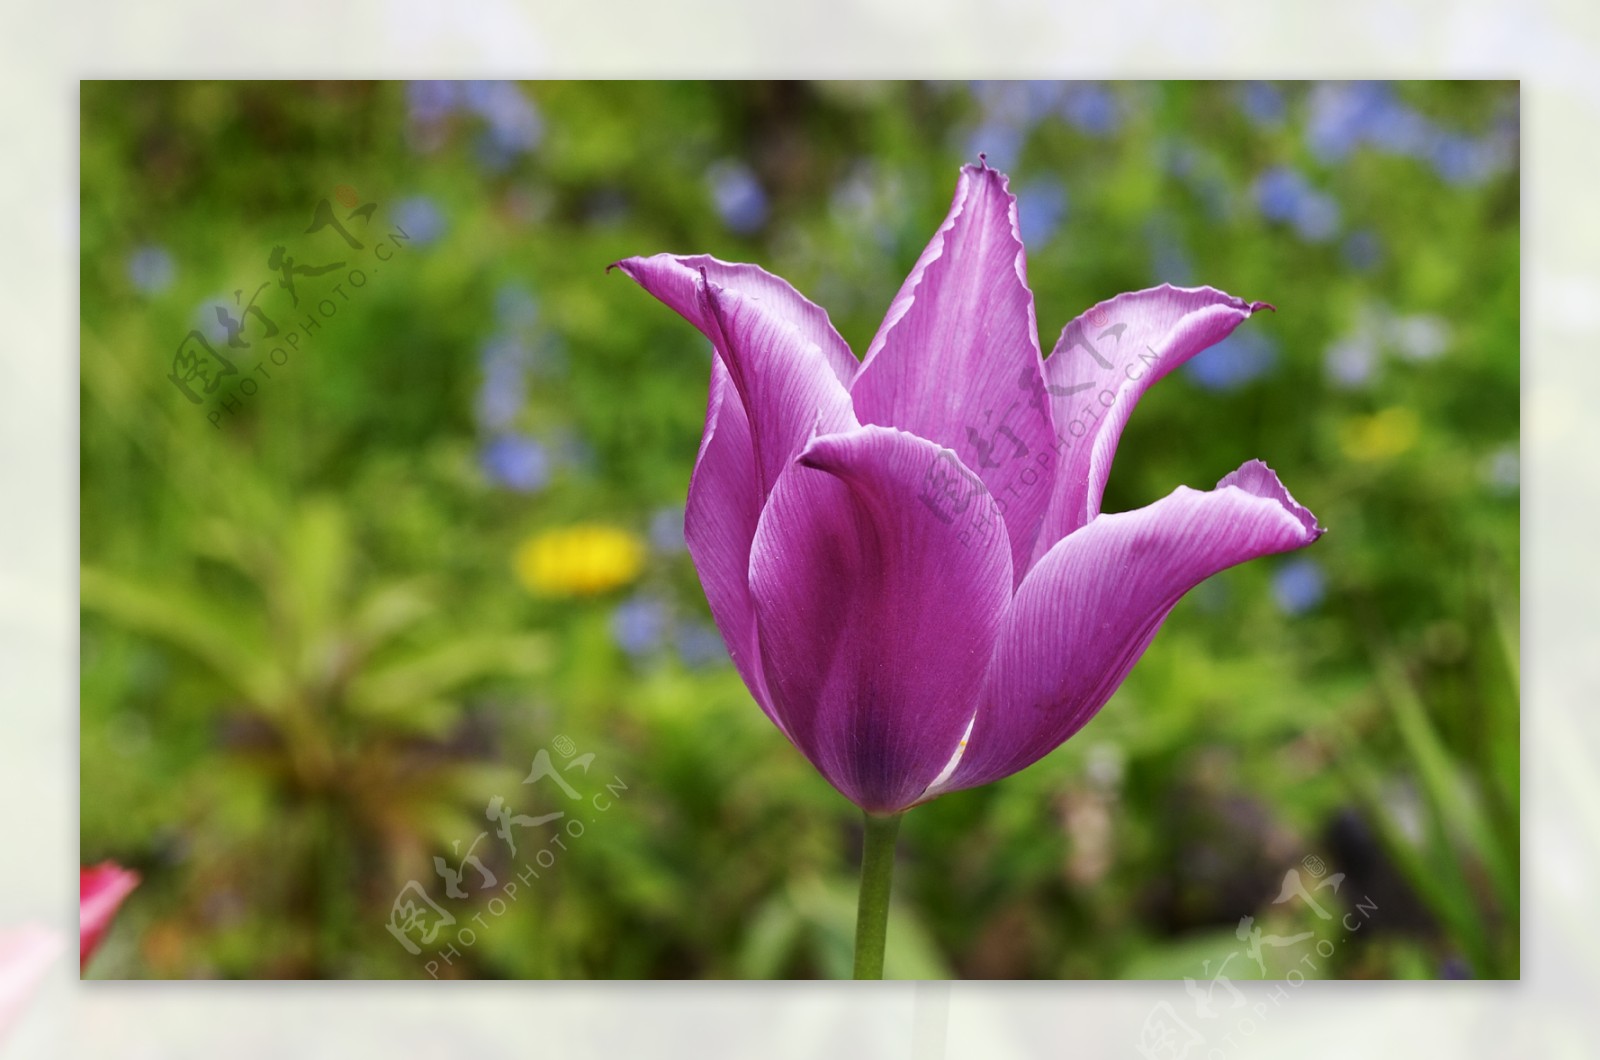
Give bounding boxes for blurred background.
[79,80,1518,980]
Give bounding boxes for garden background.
[78,80,1519,979]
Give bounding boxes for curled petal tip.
[795,423,893,472]
[604,257,653,278]
[1249,300,1276,314]
[1218,459,1323,539]
[794,428,832,472]
[960,157,1009,186]
[608,256,645,280]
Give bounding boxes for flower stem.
[852,811,903,980]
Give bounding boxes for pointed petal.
[683,357,787,737]
[673,254,858,387]
[748,426,1013,812]
[850,164,1057,581]
[938,460,1322,794]
[1033,284,1273,563]
[80,862,139,968]
[614,254,856,496]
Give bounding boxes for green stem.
[852,811,903,979]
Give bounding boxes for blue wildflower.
[1430,133,1499,186]
[1364,101,1435,158]
[1016,180,1067,247]
[406,80,460,126]
[970,81,1036,126]
[964,80,1061,169]
[1292,191,1341,242]
[648,506,687,554]
[1305,81,1394,162]
[194,295,235,345]
[675,621,729,669]
[391,196,446,246]
[1185,330,1278,391]
[1254,167,1312,223]
[965,121,1024,172]
[706,160,769,235]
[1020,81,1065,125]
[1239,81,1286,126]
[480,433,550,492]
[473,81,543,155]
[1252,167,1340,243]
[1061,83,1120,137]
[1272,558,1326,615]
[611,595,671,659]
[127,244,175,296]
[1305,79,1509,184]
[476,341,529,431]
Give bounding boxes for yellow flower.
[1338,406,1421,463]
[514,524,645,597]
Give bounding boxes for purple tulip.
[614,162,1323,816]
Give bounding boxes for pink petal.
[684,357,784,735]
[850,163,1057,582]
[658,254,858,388]
[936,460,1323,794]
[748,425,1013,812]
[1031,284,1273,565]
[80,862,138,969]
[613,254,857,496]
[0,927,60,1041]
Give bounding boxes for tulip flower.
[1,862,137,1041]
[614,160,1323,977]
[80,862,139,970]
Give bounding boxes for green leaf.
[349,633,553,711]
[81,565,283,708]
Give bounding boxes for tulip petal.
[1032,284,1273,564]
[614,254,857,496]
[80,862,139,969]
[935,460,1322,795]
[684,356,784,735]
[749,425,1013,812]
[0,926,60,1040]
[850,163,1057,581]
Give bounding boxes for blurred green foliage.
[80,81,1518,980]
